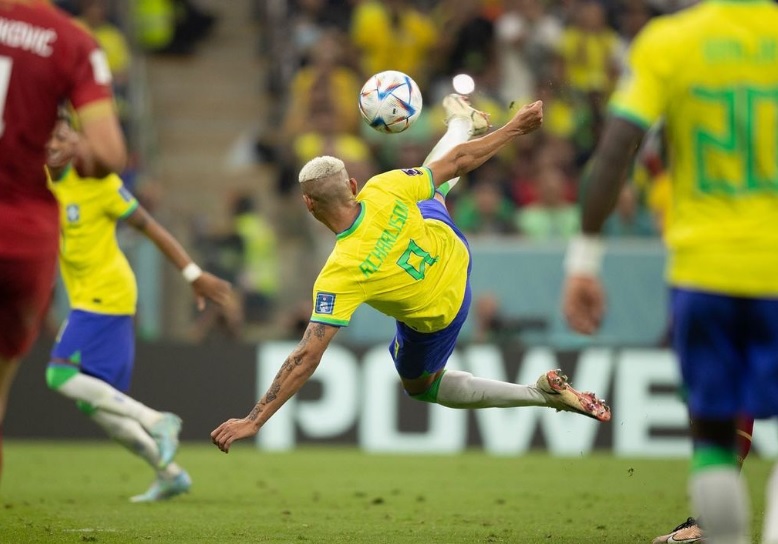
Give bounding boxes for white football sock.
[690,467,750,544]
[761,463,778,543]
[436,369,546,408]
[57,373,162,430]
[424,117,472,194]
[90,410,182,479]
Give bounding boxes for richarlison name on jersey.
[359,200,409,278]
[0,17,56,57]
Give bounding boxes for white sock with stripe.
[436,369,546,408]
[57,373,162,430]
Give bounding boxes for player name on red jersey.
[0,17,57,57]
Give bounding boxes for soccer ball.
[358,70,423,134]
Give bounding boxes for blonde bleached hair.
[298,156,346,184]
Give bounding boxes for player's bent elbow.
[301,353,324,376]
[452,150,478,179]
[436,157,467,184]
[288,346,324,376]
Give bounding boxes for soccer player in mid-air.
[211,94,611,455]
[45,114,233,502]
[0,0,128,482]
[561,0,778,541]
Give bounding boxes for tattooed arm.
[210,321,339,453]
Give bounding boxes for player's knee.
[408,372,445,404]
[45,363,78,391]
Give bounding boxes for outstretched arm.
[211,321,339,452]
[562,115,647,335]
[125,205,233,310]
[426,100,543,188]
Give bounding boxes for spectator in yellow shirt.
[350,0,438,88]
[556,0,621,141]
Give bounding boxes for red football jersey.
[0,1,114,257]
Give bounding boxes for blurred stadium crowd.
[256,0,683,244]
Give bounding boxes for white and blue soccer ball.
[358,70,423,134]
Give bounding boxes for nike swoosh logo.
[667,535,702,543]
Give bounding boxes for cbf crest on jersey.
[315,292,336,315]
[66,204,80,222]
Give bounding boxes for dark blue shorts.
[51,310,135,392]
[671,288,778,419]
[390,197,472,379]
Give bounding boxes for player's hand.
[562,275,605,335]
[191,272,233,311]
[512,100,543,135]
[211,417,259,453]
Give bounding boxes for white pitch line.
[62,528,118,533]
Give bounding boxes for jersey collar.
[337,201,365,240]
[47,163,72,182]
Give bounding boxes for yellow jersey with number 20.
[609,0,778,297]
[310,167,469,333]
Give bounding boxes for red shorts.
[0,252,57,359]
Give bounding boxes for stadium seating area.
[256,0,667,243]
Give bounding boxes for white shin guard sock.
[690,467,749,544]
[423,117,472,193]
[90,410,181,479]
[435,369,546,408]
[424,117,472,164]
[57,373,162,430]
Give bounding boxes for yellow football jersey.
[48,166,138,315]
[311,167,469,333]
[610,0,778,296]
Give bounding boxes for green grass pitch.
[2,441,772,543]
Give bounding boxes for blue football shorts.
[51,309,136,392]
[671,287,778,419]
[389,197,472,380]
